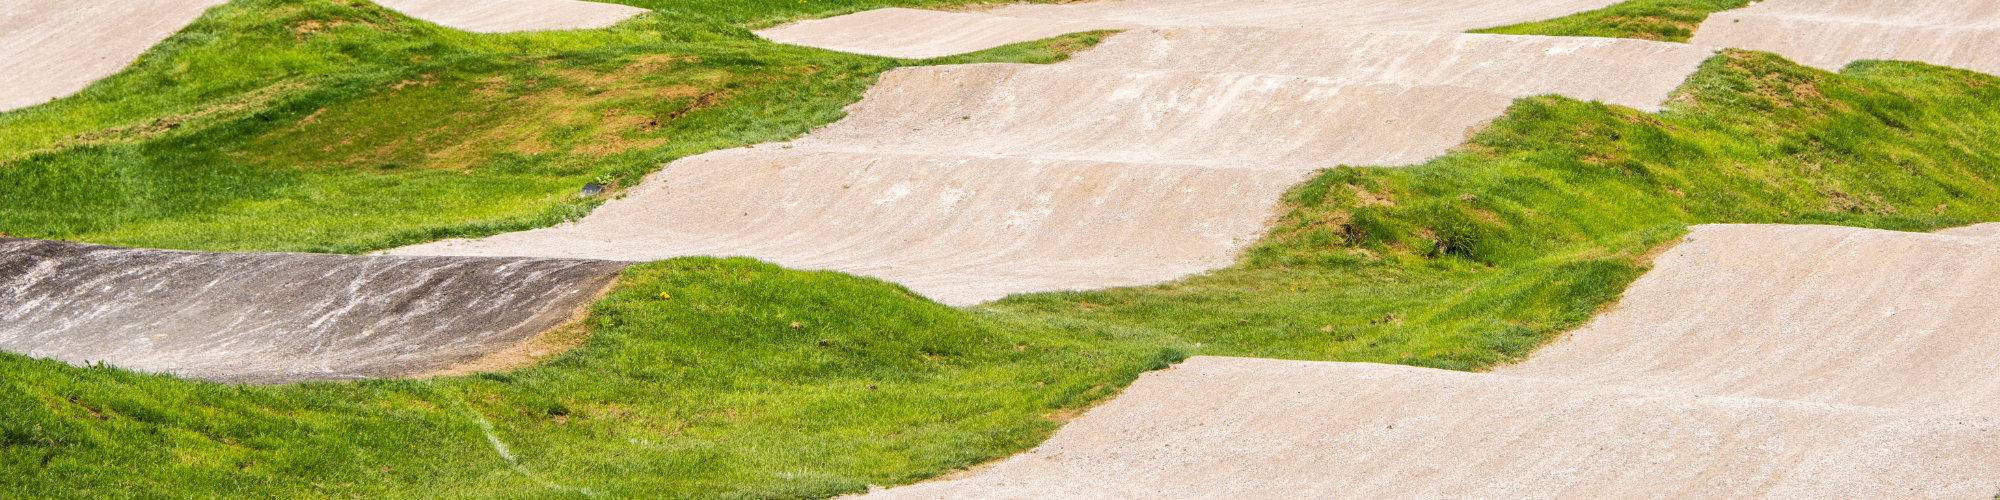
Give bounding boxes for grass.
[0,0,1104,253]
[9,48,2000,498]
[1471,0,1751,42]
[7,0,2000,498]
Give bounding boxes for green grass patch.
[1,258,1184,498]
[6,49,2000,498]
[994,51,2000,368]
[1471,0,1750,42]
[8,0,2000,496]
[0,0,1106,252]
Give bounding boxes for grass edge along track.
[9,0,2000,498]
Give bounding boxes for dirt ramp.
[798,64,1518,168]
[0,0,228,112]
[756,8,1130,59]
[1501,224,2000,416]
[393,150,1304,306]
[981,0,1624,31]
[1691,0,2000,75]
[396,28,1714,304]
[757,0,1626,58]
[371,0,647,33]
[0,238,625,384]
[854,356,2000,499]
[1070,28,1713,111]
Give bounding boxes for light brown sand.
[390,28,1711,305]
[371,0,648,33]
[1691,0,2000,75]
[846,224,2000,497]
[852,357,2000,499]
[0,0,228,112]
[757,0,1628,59]
[1499,224,2000,416]
[0,238,625,384]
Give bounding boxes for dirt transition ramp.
[755,0,1628,59]
[853,357,2000,499]
[0,238,626,384]
[854,224,2000,497]
[1691,0,2000,75]
[0,0,229,112]
[391,27,1711,305]
[371,0,648,33]
[1500,224,2000,416]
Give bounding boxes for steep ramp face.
[0,238,626,384]
[1691,0,2000,75]
[755,0,1626,58]
[371,0,648,33]
[854,357,2000,499]
[0,0,228,112]
[391,29,1710,305]
[1500,224,2000,417]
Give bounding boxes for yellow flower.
[659,292,671,299]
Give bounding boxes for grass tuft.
[1470,0,1751,42]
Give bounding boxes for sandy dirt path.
[851,356,2000,499]
[1499,224,2000,416]
[390,28,1711,305]
[757,0,1627,59]
[1690,0,2000,75]
[0,0,228,112]
[0,238,625,384]
[370,0,648,33]
[849,224,2000,497]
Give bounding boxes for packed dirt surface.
[0,238,625,384]
[392,28,1710,305]
[0,0,229,112]
[371,0,648,33]
[851,224,2000,498]
[757,0,1627,59]
[1499,224,2000,416]
[854,356,2000,499]
[1691,0,2000,75]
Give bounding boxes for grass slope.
[1471,0,1750,42]
[8,49,2000,498]
[8,1,2000,498]
[0,0,1102,253]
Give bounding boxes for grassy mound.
[1472,0,1751,42]
[7,0,2000,497]
[3,258,1183,498]
[0,0,1102,253]
[8,48,1998,498]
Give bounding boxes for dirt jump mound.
[0,0,229,112]
[855,357,2000,499]
[1691,0,2000,75]
[0,238,626,384]
[755,0,1630,59]
[1501,224,2000,416]
[371,0,649,33]
[391,27,1710,305]
[856,225,2000,498]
